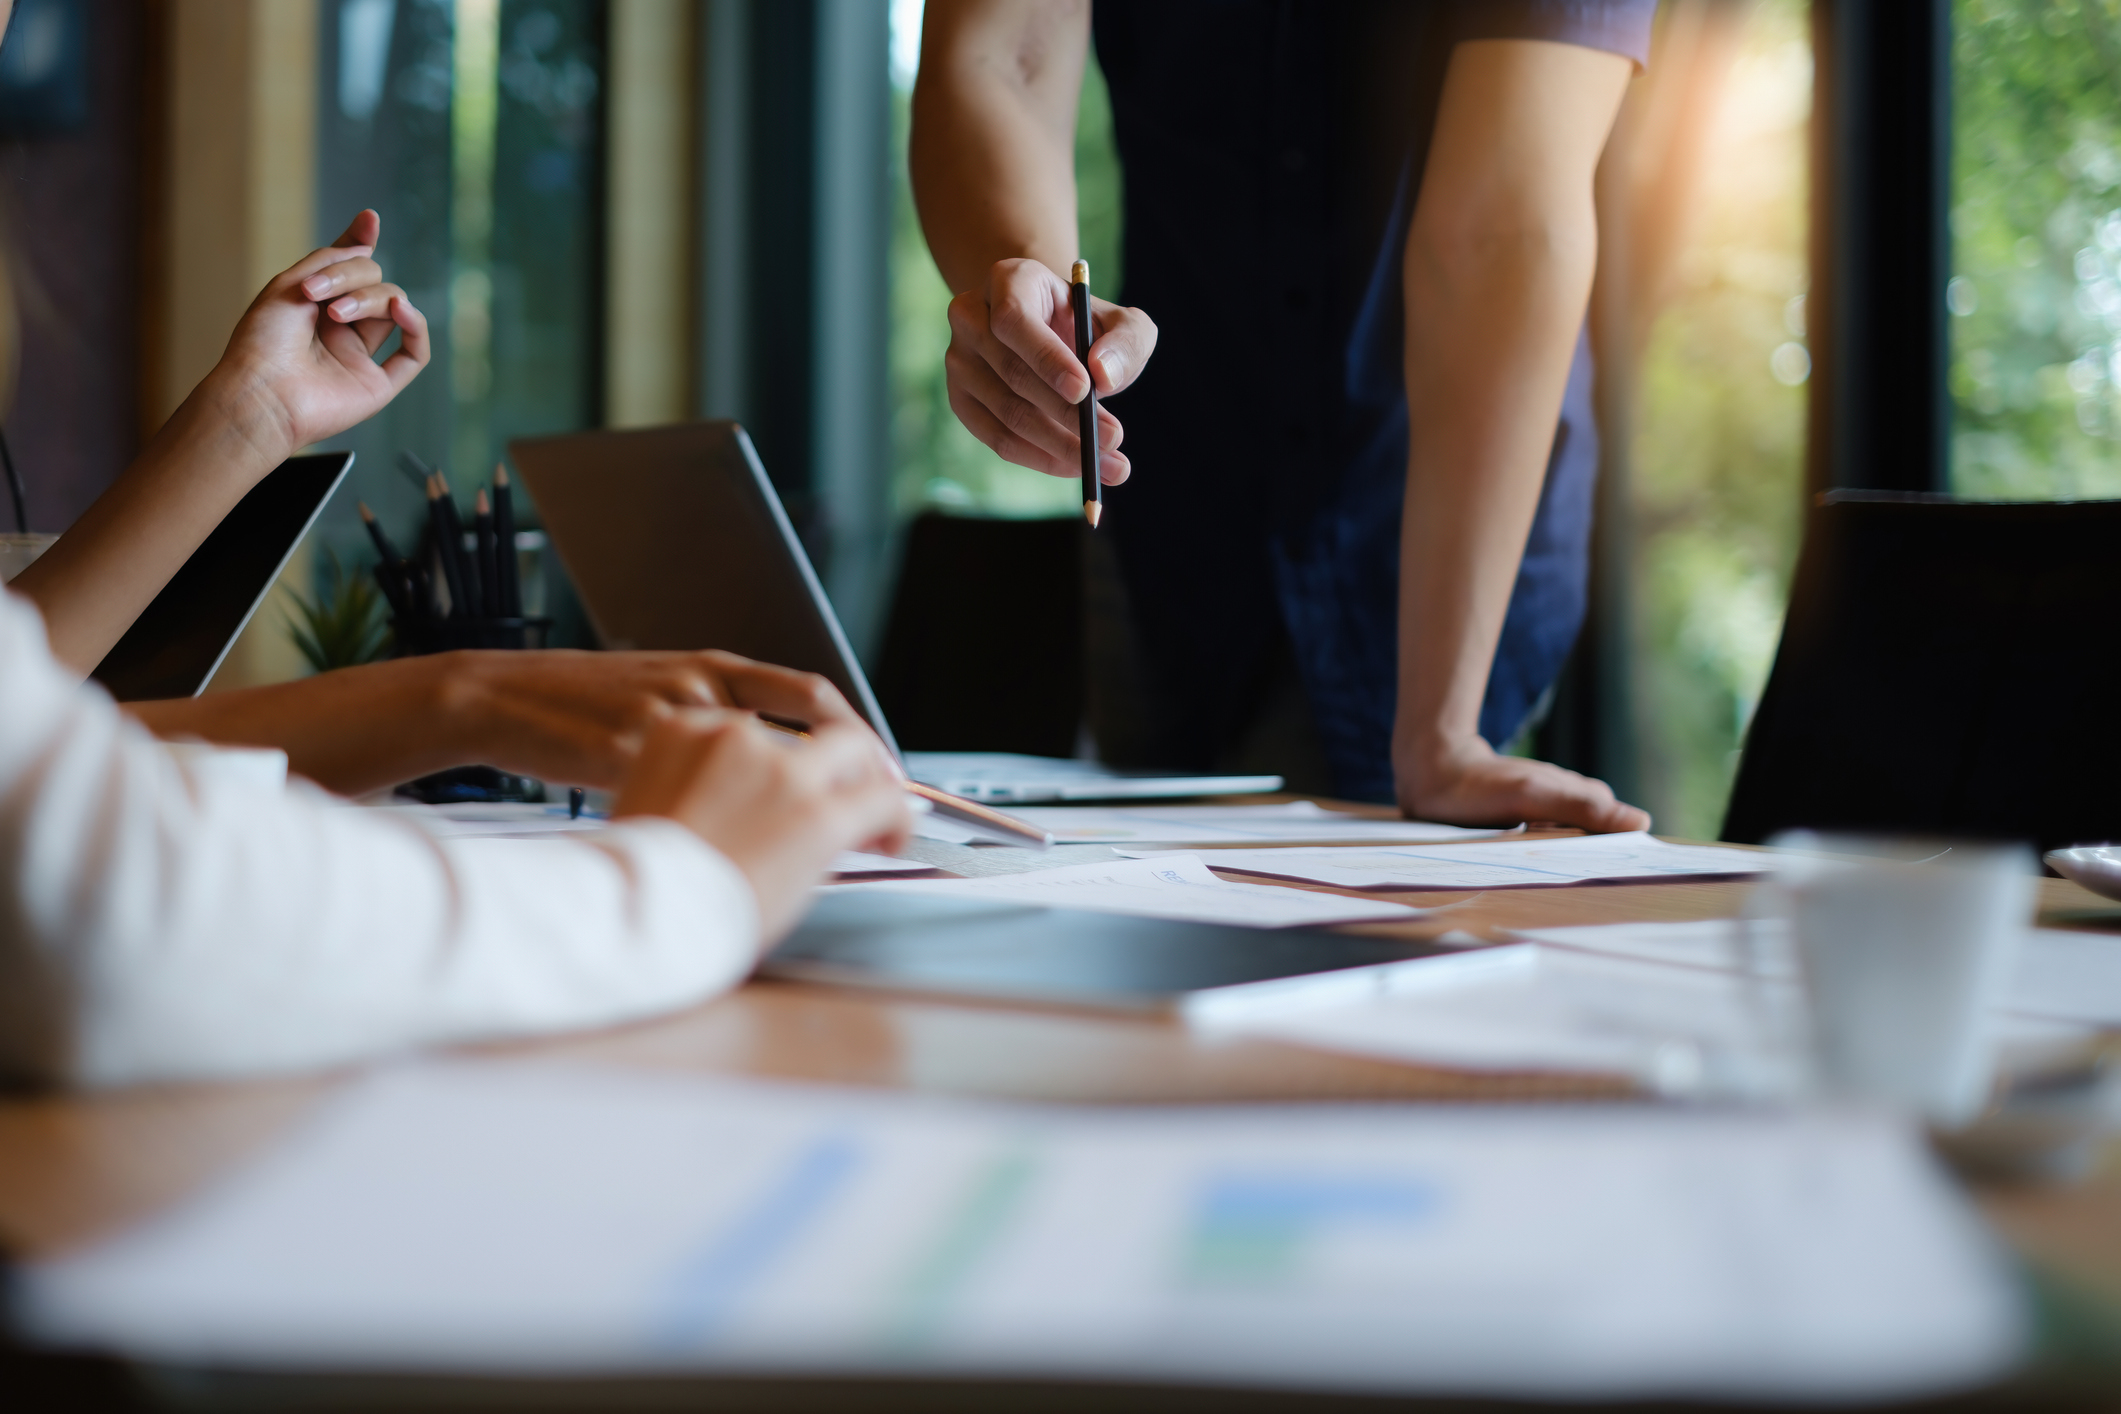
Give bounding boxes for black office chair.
[1722,492,2121,852]
[871,512,1084,757]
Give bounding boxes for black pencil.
[473,487,497,624]
[437,471,482,618]
[357,501,410,620]
[397,449,437,494]
[492,464,521,617]
[358,499,403,567]
[1070,259,1102,529]
[426,473,472,619]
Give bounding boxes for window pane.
[1628,0,1811,838]
[1952,0,2121,498]
[312,0,604,609]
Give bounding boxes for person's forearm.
[13,379,292,676]
[1395,211,1598,766]
[126,656,466,798]
[910,0,1087,288]
[1394,41,1626,776]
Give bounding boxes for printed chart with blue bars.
[25,1062,2022,1399]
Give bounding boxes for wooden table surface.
[5,821,2121,1400]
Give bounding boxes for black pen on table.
[1070,260,1102,529]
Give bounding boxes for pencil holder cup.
[386,611,556,805]
[1761,833,2036,1128]
[391,614,554,655]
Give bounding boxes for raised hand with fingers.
[10,209,436,674]
[615,711,914,942]
[944,257,1154,483]
[205,209,431,461]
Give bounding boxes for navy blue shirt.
[1091,1,1656,801]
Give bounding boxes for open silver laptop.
[508,423,1280,802]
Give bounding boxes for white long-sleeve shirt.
[0,588,761,1089]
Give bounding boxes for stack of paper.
[22,1060,2025,1401]
[1197,920,2114,1091]
[1126,831,1769,890]
[832,855,1434,929]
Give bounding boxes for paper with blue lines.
[23,1059,2021,1401]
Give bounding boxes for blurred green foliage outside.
[1627,0,1811,839]
[1951,0,2121,497]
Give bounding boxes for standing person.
[912,1,1656,830]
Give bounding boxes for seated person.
[15,211,826,797]
[1,196,909,1088]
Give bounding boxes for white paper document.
[1127,832,1769,890]
[1199,944,1779,1085]
[1515,918,2121,1027]
[370,803,930,877]
[832,855,1427,929]
[22,1061,2024,1401]
[1001,802,1510,846]
[912,817,985,845]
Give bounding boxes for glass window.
[1626,0,1812,838]
[887,0,1121,518]
[312,0,605,616]
[1951,0,2121,499]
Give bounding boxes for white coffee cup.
[1766,833,2036,1128]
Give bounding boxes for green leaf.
[283,548,394,674]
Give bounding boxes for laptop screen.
[508,422,900,758]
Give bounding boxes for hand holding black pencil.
[1070,259,1102,529]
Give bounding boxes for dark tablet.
[91,452,354,701]
[761,890,1452,1013]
